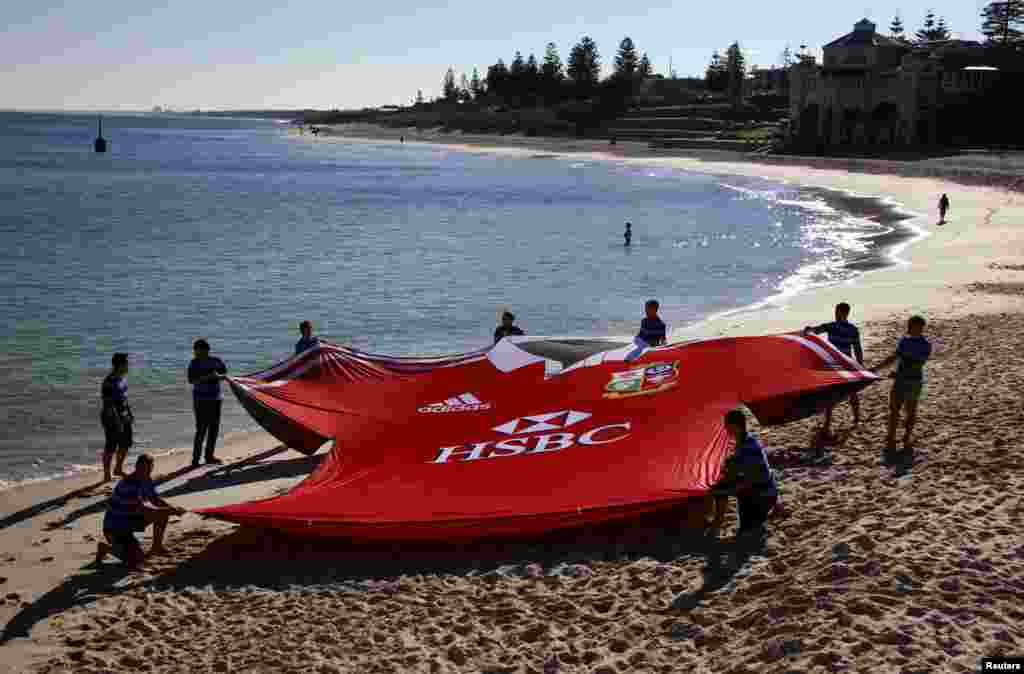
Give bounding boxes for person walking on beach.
[494,311,525,343]
[710,409,778,537]
[624,222,632,247]
[187,339,227,467]
[636,299,667,347]
[100,353,134,482]
[872,315,932,450]
[938,194,950,224]
[803,302,864,437]
[95,454,185,569]
[295,320,320,355]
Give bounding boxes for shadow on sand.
[0,565,133,644]
[0,481,109,532]
[883,445,920,477]
[37,446,309,531]
[668,529,768,612]
[1,501,774,643]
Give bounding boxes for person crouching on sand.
[872,315,932,451]
[96,455,185,569]
[709,410,779,537]
[100,352,134,482]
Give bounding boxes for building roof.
[824,18,909,49]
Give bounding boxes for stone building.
[788,18,1007,148]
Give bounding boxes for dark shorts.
[102,419,133,451]
[104,528,144,563]
[891,378,923,404]
[737,490,778,532]
[104,511,147,533]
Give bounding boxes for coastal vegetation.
[301,5,1024,152]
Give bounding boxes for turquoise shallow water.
[0,112,911,485]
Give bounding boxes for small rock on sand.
[669,622,702,640]
[520,624,548,643]
[446,645,466,666]
[119,655,144,668]
[994,630,1015,643]
[552,563,592,579]
[832,542,851,558]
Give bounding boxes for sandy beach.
[2,129,1024,673]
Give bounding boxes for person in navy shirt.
[494,311,525,343]
[636,299,667,346]
[804,302,865,436]
[187,339,227,467]
[95,454,184,568]
[873,315,932,450]
[295,320,320,355]
[710,409,778,535]
[100,353,133,482]
[624,222,632,247]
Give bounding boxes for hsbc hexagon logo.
[492,410,592,435]
[432,409,631,464]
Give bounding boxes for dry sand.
[2,131,1024,673]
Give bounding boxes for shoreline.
[1,129,923,494]
[3,125,1024,672]
[309,124,1022,327]
[0,122,1008,494]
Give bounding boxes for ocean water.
[0,111,914,487]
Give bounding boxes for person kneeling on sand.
[872,315,932,451]
[96,455,185,568]
[708,410,779,537]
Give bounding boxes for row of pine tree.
[423,3,1024,107]
[430,37,654,107]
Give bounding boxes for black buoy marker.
[94,116,107,153]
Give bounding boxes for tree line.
[888,3,1024,44]
[428,36,653,109]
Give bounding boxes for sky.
[1,1,992,111]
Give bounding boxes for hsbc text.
[432,423,632,463]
